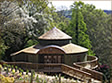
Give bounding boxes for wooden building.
[8,27,103,82]
[11,27,97,68]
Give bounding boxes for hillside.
[57,10,112,19]
[104,10,112,14]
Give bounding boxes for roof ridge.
[38,27,72,40]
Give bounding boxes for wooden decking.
[61,64,91,81]
[0,61,103,82]
[75,56,99,69]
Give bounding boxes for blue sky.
[49,1,111,11]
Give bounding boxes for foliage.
[58,1,111,64]
[57,9,70,32]
[97,64,111,83]
[0,64,81,83]
[79,2,112,64]
[0,74,15,83]
[0,37,7,60]
[0,0,71,61]
[66,1,94,55]
[0,0,53,60]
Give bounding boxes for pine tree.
[67,1,94,55]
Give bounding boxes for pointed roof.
[38,27,72,40]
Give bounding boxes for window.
[43,55,62,63]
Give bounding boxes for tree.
[74,2,112,81]
[67,1,93,55]
[0,37,7,60]
[0,0,69,61]
[0,0,52,61]
[79,3,112,65]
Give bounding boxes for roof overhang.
[11,43,88,56]
[62,43,88,54]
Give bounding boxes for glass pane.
[58,56,61,63]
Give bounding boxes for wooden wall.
[38,47,65,54]
[64,53,87,66]
[12,52,87,67]
[12,53,38,63]
[39,39,71,46]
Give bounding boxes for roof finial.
[53,27,56,29]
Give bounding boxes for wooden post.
[6,66,9,76]
[15,66,18,72]
[0,68,2,74]
[0,64,2,74]
[59,74,61,83]
[87,79,92,83]
[30,69,34,83]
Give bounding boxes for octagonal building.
[11,27,90,67]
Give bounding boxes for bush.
[98,64,111,82]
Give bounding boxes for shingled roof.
[62,43,88,54]
[11,45,39,56]
[11,43,88,56]
[38,27,72,40]
[11,27,88,56]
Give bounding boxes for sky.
[49,1,111,11]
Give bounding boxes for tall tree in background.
[67,1,93,55]
[56,7,70,32]
[80,3,112,65]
